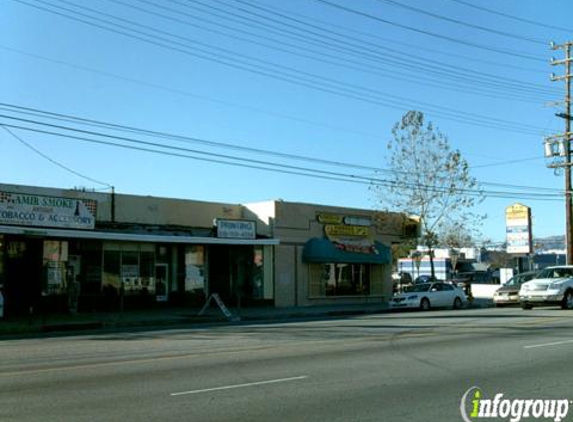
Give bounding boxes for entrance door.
[154,264,168,302]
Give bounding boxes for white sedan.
[390,282,467,311]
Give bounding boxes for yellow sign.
[317,213,343,224]
[325,224,369,237]
[505,203,529,221]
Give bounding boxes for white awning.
[0,225,280,246]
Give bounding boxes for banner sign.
[216,219,256,239]
[0,191,97,230]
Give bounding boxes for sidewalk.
[0,303,392,337]
[0,299,493,338]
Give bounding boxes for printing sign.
[0,191,97,230]
[505,203,532,254]
[216,219,256,239]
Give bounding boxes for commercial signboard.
[505,203,532,254]
[216,219,256,239]
[0,191,97,230]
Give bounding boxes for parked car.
[519,266,573,310]
[392,272,413,293]
[414,275,438,284]
[493,270,538,307]
[391,282,467,311]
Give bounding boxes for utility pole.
[545,41,573,264]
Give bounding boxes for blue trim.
[302,238,392,264]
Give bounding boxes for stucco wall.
[274,244,297,307]
[112,193,242,227]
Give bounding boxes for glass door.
[154,264,168,302]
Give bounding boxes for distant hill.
[534,235,565,251]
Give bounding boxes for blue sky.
[1,0,572,244]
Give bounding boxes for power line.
[0,112,564,201]
[0,45,384,140]
[0,103,386,174]
[2,126,112,187]
[102,0,551,103]
[445,0,572,34]
[372,0,547,45]
[210,0,557,96]
[309,0,547,62]
[1,102,564,194]
[11,0,551,135]
[2,121,562,201]
[224,0,548,75]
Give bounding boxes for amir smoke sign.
[0,191,97,230]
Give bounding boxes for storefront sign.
[343,216,371,226]
[0,191,97,230]
[324,224,370,237]
[216,219,256,239]
[505,203,532,254]
[317,213,344,224]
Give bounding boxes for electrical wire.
[309,0,547,62]
[0,102,563,194]
[204,0,557,96]
[10,0,553,135]
[0,45,384,140]
[0,112,565,201]
[445,0,572,34]
[223,0,548,75]
[372,0,547,45]
[102,0,550,103]
[2,126,112,187]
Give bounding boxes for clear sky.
[2,0,572,244]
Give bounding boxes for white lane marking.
[524,339,573,349]
[170,375,309,396]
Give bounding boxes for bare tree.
[371,111,484,278]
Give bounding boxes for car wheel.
[420,298,430,311]
[561,290,573,310]
[522,303,533,310]
[453,297,463,310]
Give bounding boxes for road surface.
[2,307,573,422]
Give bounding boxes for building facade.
[0,183,416,316]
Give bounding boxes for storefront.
[0,183,417,316]
[0,185,278,316]
[244,201,417,307]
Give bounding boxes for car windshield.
[536,268,573,279]
[405,284,431,293]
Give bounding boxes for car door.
[429,283,446,307]
[440,283,457,306]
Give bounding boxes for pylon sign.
[506,203,532,254]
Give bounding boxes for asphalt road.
[3,306,573,422]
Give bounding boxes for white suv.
[519,266,573,310]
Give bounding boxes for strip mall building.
[0,183,417,316]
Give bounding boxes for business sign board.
[505,203,532,254]
[0,191,97,230]
[216,219,256,239]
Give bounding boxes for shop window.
[184,245,204,292]
[103,250,120,295]
[322,263,371,296]
[139,251,155,294]
[82,248,102,295]
[252,246,264,300]
[42,240,68,295]
[0,235,4,288]
[102,243,161,298]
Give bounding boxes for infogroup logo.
[460,387,570,422]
